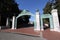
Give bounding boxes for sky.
[15,0,49,21]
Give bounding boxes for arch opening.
[43,18,50,30]
[16,15,35,29]
[15,10,36,29]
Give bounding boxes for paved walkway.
[0,27,40,36]
[0,32,45,40]
[43,29,60,40]
[0,27,60,40]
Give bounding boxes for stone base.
[15,27,16,29]
[11,28,14,29]
[11,28,16,29]
[50,29,54,31]
[54,29,60,32]
[34,29,40,31]
[41,29,44,31]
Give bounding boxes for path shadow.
[17,24,34,29]
[44,26,50,30]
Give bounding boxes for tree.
[55,0,60,21]
[43,2,52,14]
[0,0,20,17]
[0,0,30,26]
[0,0,20,26]
[43,0,60,22]
[50,0,60,15]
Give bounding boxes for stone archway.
[15,10,36,29]
[41,14,54,31]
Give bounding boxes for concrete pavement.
[0,32,46,40]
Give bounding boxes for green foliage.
[0,0,30,26]
[43,0,60,23]
[55,0,60,22]
[0,0,20,26]
[55,0,60,15]
[43,2,52,14]
[43,0,60,15]
[0,0,20,17]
